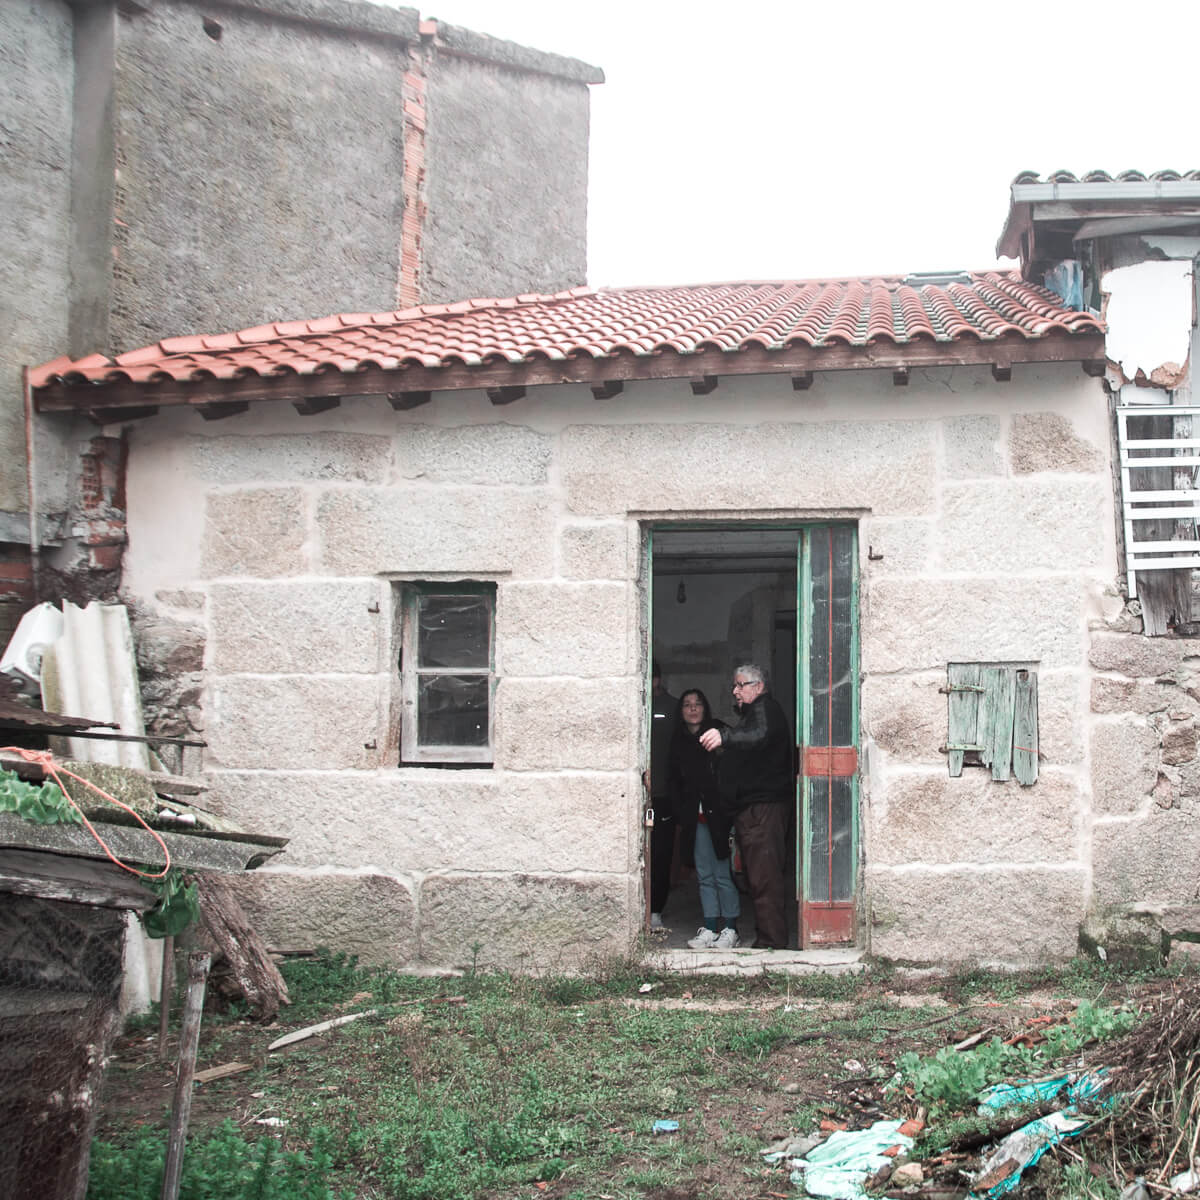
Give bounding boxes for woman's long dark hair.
[675,688,714,731]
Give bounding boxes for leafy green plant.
[895,1036,1034,1114]
[895,1000,1137,1115]
[1041,999,1135,1055]
[0,767,80,824]
[140,870,200,938]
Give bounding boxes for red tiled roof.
[31,273,1102,396]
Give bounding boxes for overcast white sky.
[421,0,1195,288]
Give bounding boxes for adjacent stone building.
[0,0,600,635]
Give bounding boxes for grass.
[87,954,1195,1200]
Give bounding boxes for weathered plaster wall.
[0,0,73,528]
[111,362,1138,971]
[108,0,413,350]
[422,45,591,303]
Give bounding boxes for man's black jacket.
[716,693,794,810]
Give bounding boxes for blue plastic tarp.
[787,1119,914,1200]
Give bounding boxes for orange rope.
[2,746,172,879]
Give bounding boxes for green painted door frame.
[644,522,860,946]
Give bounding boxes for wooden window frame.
[397,582,496,767]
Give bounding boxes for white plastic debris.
[1170,1167,1200,1194]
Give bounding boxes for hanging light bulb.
[676,581,687,604]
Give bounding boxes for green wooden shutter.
[946,664,1038,785]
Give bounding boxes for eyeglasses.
[731,680,761,692]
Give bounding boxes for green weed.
[87,1120,349,1200]
[895,1000,1134,1115]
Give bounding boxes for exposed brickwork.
[0,543,34,651]
[76,436,127,572]
[396,27,433,309]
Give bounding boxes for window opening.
[396,583,495,766]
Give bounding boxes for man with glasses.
[699,665,792,949]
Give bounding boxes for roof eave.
[34,333,1109,421]
[1000,181,1200,263]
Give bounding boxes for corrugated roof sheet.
[31,273,1103,393]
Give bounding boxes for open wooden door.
[798,524,859,947]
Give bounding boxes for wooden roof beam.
[487,385,526,405]
[196,401,249,421]
[87,405,159,425]
[590,379,623,399]
[292,395,341,415]
[689,376,718,395]
[387,390,431,410]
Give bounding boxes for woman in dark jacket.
[668,688,741,950]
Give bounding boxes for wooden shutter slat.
[1012,671,1039,785]
[985,667,1017,781]
[946,663,984,777]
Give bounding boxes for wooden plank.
[1012,671,1039,786]
[0,848,153,908]
[946,664,982,777]
[268,1009,377,1051]
[984,667,1017,782]
[161,952,211,1200]
[34,333,1108,413]
[193,1061,253,1084]
[0,869,153,909]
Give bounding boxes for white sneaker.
[715,927,740,949]
[687,927,719,949]
[649,912,666,931]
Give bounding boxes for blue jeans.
[694,820,740,922]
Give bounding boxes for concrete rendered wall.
[108,0,414,350]
[110,363,1148,971]
[0,0,74,531]
[421,43,591,303]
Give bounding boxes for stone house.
[25,171,1200,970]
[0,0,600,637]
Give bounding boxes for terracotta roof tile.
[1012,168,1200,184]
[30,274,1103,393]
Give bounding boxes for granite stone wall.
[109,364,1166,971]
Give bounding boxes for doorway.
[649,524,859,949]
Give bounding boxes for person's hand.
[699,728,722,752]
